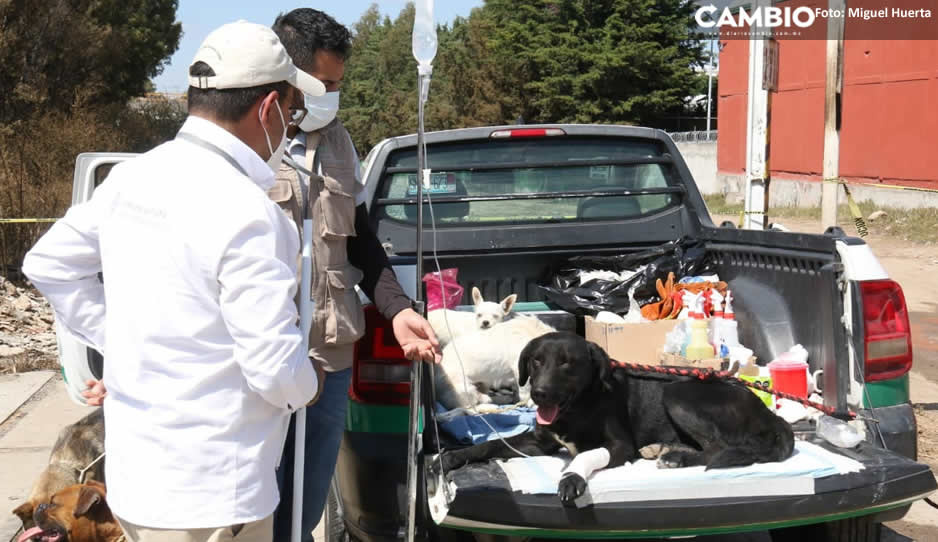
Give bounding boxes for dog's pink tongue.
[17,527,45,542]
[536,405,559,425]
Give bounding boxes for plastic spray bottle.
[721,290,739,346]
[708,289,724,347]
[679,291,698,356]
[685,294,716,360]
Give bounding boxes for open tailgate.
[427,441,935,537]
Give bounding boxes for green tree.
[473,0,704,126]
[341,0,705,151]
[342,4,448,152]
[0,0,182,124]
[342,4,502,152]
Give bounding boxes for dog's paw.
[639,443,668,460]
[557,473,587,506]
[657,450,690,469]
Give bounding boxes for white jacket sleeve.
[22,198,107,353]
[218,213,317,411]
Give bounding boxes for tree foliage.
[0,0,182,124]
[0,0,182,271]
[340,0,704,151]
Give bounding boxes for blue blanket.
[434,403,536,445]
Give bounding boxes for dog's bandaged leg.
[562,447,611,481]
[558,447,610,505]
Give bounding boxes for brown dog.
[17,480,123,542]
[13,408,105,530]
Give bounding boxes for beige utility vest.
[267,120,366,370]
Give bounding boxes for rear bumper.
[865,403,917,460]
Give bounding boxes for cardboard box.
[656,351,724,370]
[584,316,679,364]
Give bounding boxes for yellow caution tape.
[822,177,938,194]
[0,218,58,224]
[821,178,868,237]
[841,184,869,238]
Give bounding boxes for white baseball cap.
[188,20,325,97]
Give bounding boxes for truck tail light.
[351,305,411,405]
[860,280,913,382]
[489,128,566,138]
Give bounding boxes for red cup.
[768,359,809,398]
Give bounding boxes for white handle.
[292,219,315,542]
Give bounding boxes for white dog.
[434,313,556,411]
[427,286,517,348]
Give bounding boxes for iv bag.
[412,0,437,75]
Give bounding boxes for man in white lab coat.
[23,21,331,542]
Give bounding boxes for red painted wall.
[716,37,749,175]
[717,31,938,189]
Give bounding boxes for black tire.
[770,515,881,542]
[323,481,350,542]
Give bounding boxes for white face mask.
[297,91,340,132]
[260,101,288,171]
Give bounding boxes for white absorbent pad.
[496,441,864,508]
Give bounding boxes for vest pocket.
[322,264,366,345]
[268,178,302,239]
[316,176,356,239]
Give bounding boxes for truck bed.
[412,231,931,535]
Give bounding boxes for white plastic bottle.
[412,0,438,76]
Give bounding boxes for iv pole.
[406,2,436,541]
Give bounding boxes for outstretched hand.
[82,379,107,406]
[392,308,442,364]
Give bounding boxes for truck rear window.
[375,137,679,225]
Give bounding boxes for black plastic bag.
[539,237,714,316]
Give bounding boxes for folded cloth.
[496,441,864,507]
[434,403,536,445]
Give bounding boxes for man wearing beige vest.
[269,9,441,542]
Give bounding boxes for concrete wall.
[675,141,719,195]
[719,173,938,210]
[675,141,938,209]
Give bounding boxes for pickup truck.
[62,124,935,542]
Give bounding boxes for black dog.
[435,332,794,506]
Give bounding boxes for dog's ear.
[84,479,107,496]
[518,339,537,386]
[587,341,614,391]
[471,287,483,307]
[12,502,33,522]
[500,294,517,314]
[74,484,105,518]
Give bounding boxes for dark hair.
[186,61,291,122]
[272,8,352,70]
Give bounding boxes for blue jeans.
[274,368,352,542]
